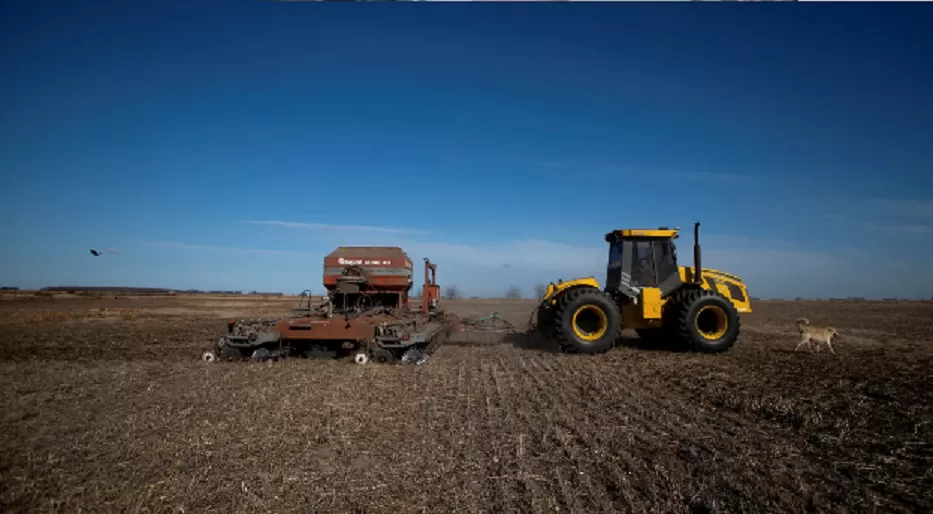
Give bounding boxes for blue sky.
[2,1,932,299]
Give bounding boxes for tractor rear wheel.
[666,288,740,353]
[552,287,621,355]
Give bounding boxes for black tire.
[372,348,396,363]
[535,304,556,335]
[218,343,246,361]
[552,287,621,355]
[666,287,741,353]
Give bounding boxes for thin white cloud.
[583,163,758,183]
[404,237,928,299]
[873,198,933,219]
[138,229,931,299]
[143,240,302,256]
[245,217,849,279]
[863,222,932,236]
[823,203,933,237]
[403,239,607,273]
[668,169,759,183]
[245,220,428,234]
[441,155,759,183]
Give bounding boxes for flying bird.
[90,249,101,256]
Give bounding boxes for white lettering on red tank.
[337,257,394,266]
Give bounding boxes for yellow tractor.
[535,222,752,354]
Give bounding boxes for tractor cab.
[604,227,686,300]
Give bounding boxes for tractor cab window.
[630,241,658,287]
[608,241,623,268]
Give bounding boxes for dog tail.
[796,318,810,329]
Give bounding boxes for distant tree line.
[38,286,282,295]
[42,286,173,293]
[405,286,933,303]
[439,285,530,300]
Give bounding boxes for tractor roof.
[605,228,680,243]
[326,246,410,260]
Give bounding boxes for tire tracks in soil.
[639,354,884,511]
[551,356,671,512]
[524,354,620,514]
[539,354,806,512]
[520,354,586,514]
[541,356,659,512]
[474,340,852,511]
[495,354,557,513]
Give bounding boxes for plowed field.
[1,296,931,513]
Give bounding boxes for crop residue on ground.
[1,297,931,513]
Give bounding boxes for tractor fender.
[542,277,602,304]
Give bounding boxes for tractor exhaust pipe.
[693,221,702,284]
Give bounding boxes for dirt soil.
[1,296,931,513]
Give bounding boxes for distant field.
[1,295,931,513]
[0,290,294,300]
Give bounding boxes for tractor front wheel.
[553,287,621,355]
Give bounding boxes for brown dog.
[794,318,839,354]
